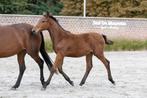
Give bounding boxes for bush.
[105,39,147,51]
[45,39,147,52]
[45,40,53,52]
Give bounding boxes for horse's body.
[32,12,115,89]
[0,23,52,89]
[53,32,107,57]
[0,24,33,57]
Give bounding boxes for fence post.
[83,0,86,17]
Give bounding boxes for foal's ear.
[43,12,50,17]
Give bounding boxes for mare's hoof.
[41,87,46,91]
[11,87,17,90]
[42,83,48,90]
[41,81,45,86]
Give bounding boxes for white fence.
[0,14,147,40]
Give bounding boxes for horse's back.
[0,23,33,57]
[0,23,33,35]
[76,32,105,51]
[11,23,33,33]
[74,32,104,44]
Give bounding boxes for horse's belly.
[0,47,21,57]
[65,48,92,57]
[0,51,18,57]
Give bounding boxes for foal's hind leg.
[95,52,115,84]
[80,53,93,86]
[12,51,26,89]
[31,54,45,85]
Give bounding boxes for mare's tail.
[102,34,113,45]
[40,32,53,71]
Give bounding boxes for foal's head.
[32,12,56,34]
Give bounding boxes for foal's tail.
[102,34,113,45]
[40,32,53,71]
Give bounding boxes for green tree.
[87,0,147,17]
[0,0,63,15]
[60,0,83,16]
[0,0,27,14]
[60,0,147,18]
[27,0,63,15]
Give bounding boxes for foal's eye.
[42,21,47,23]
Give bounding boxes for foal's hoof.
[112,81,116,85]
[11,85,19,90]
[79,83,83,86]
[109,79,115,85]
[79,81,85,86]
[70,81,74,86]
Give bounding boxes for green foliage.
[0,0,27,14]
[60,0,147,18]
[105,39,147,51]
[45,40,53,52]
[0,0,63,15]
[60,0,83,16]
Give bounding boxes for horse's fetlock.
[40,59,44,65]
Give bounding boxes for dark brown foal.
[32,12,115,89]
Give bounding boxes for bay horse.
[0,23,53,89]
[32,12,115,89]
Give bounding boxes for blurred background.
[0,0,147,18]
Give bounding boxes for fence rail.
[0,14,147,40]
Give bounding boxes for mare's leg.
[80,53,93,86]
[31,54,45,85]
[12,51,26,89]
[95,51,115,84]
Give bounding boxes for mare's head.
[32,12,56,34]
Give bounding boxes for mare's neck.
[47,19,69,48]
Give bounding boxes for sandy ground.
[0,51,147,98]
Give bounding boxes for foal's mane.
[48,15,70,33]
[49,15,58,23]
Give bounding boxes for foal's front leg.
[57,54,74,86]
[43,53,73,89]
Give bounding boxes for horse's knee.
[39,58,44,68]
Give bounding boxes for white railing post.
[83,0,86,17]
